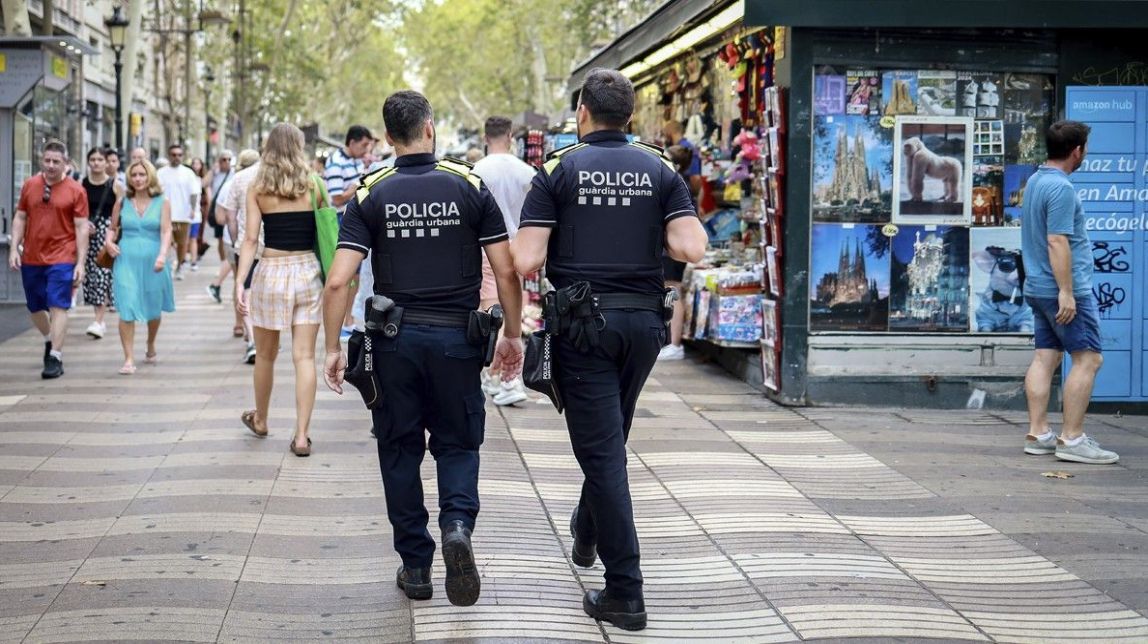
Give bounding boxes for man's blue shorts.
[21,263,75,313]
[190,223,201,238]
[1026,294,1102,354]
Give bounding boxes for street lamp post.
[104,5,130,154]
[204,67,215,165]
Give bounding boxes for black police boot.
[569,507,597,568]
[441,520,480,607]
[42,354,63,379]
[583,588,646,631]
[395,565,432,600]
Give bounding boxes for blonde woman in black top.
[236,123,331,456]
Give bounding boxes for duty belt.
[594,293,664,314]
[402,309,470,329]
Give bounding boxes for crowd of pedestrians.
[5,72,1126,635]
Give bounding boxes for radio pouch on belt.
[523,330,563,413]
[344,330,383,409]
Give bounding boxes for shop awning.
[0,36,98,56]
[744,0,1148,29]
[567,0,736,96]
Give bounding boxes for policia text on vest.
[320,90,524,611]
[513,69,708,631]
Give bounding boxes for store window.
[809,67,1055,335]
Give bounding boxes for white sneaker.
[493,378,529,406]
[657,344,685,361]
[85,321,105,339]
[190,262,199,272]
[175,267,185,281]
[481,370,502,397]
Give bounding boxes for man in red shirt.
[8,140,90,378]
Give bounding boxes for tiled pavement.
[2,267,1148,642]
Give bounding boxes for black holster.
[542,281,605,354]
[365,295,403,338]
[467,305,504,367]
[344,330,383,409]
[523,330,563,413]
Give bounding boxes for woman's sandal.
[290,436,312,457]
[144,352,158,365]
[118,363,136,375]
[241,410,268,437]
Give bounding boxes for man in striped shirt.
[325,125,374,336]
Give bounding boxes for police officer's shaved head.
[578,68,634,129]
[484,116,513,140]
[383,91,434,146]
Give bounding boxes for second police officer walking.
[321,90,524,607]
[514,68,708,631]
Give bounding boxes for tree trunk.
[1,0,32,36]
[41,0,52,35]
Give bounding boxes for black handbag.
[523,331,563,413]
[344,330,383,409]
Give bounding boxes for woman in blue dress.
[104,159,175,374]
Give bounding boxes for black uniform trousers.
[370,323,486,569]
[557,309,665,600]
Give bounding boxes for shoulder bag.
[311,174,339,282]
[93,183,118,270]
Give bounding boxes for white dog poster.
[893,115,973,225]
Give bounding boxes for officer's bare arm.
[485,241,523,338]
[321,248,366,353]
[665,217,707,264]
[511,227,550,275]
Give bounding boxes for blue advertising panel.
[1066,87,1148,400]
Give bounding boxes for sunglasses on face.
[42,184,51,203]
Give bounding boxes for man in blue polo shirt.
[1021,120,1118,465]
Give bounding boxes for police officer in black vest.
[513,69,707,631]
[321,90,524,607]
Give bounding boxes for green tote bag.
[311,175,339,282]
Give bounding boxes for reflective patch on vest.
[357,166,397,203]
[461,244,478,278]
[375,253,393,285]
[628,141,676,173]
[543,142,587,175]
[436,159,482,191]
[558,226,575,258]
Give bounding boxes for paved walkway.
[2,263,1148,642]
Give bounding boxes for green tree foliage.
[223,0,660,137]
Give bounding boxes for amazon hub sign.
[1064,87,1148,401]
